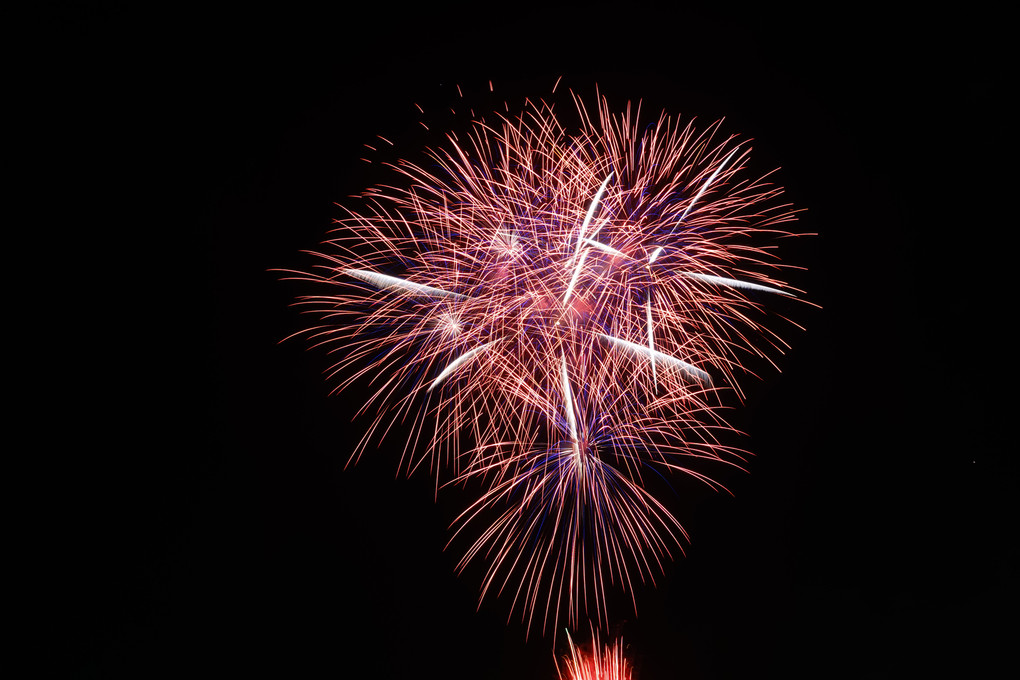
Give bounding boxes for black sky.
[48,3,1015,678]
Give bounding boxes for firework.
[284,90,804,636]
[558,630,633,680]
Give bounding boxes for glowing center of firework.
[436,312,462,337]
[495,229,523,258]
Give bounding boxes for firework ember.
[284,91,805,636]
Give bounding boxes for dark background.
[47,3,1014,678]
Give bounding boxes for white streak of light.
[574,173,615,253]
[344,269,470,300]
[582,238,627,259]
[646,248,793,296]
[560,353,580,462]
[427,340,498,392]
[564,173,614,305]
[676,147,739,225]
[681,271,793,296]
[598,333,712,387]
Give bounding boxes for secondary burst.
[285,91,804,637]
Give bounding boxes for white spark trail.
[564,173,614,305]
[560,353,580,462]
[681,271,793,297]
[344,269,470,300]
[645,247,793,296]
[598,333,712,387]
[582,237,627,259]
[675,147,740,227]
[427,340,499,392]
[574,173,615,253]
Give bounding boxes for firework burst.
[283,90,805,636]
[558,630,633,680]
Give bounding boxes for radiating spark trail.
[582,238,627,259]
[343,268,470,300]
[598,333,712,387]
[680,271,794,296]
[575,173,615,254]
[675,146,741,226]
[564,173,614,306]
[428,340,500,392]
[560,352,580,461]
[583,243,791,297]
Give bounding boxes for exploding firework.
[558,630,633,680]
[284,89,805,636]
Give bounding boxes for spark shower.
[284,88,807,650]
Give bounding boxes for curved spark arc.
[574,173,616,255]
[680,270,795,297]
[598,333,712,387]
[564,173,614,306]
[448,422,692,639]
[571,243,793,298]
[343,268,470,300]
[428,339,500,392]
[560,352,580,461]
[674,146,742,227]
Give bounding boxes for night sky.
[48,3,1014,678]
